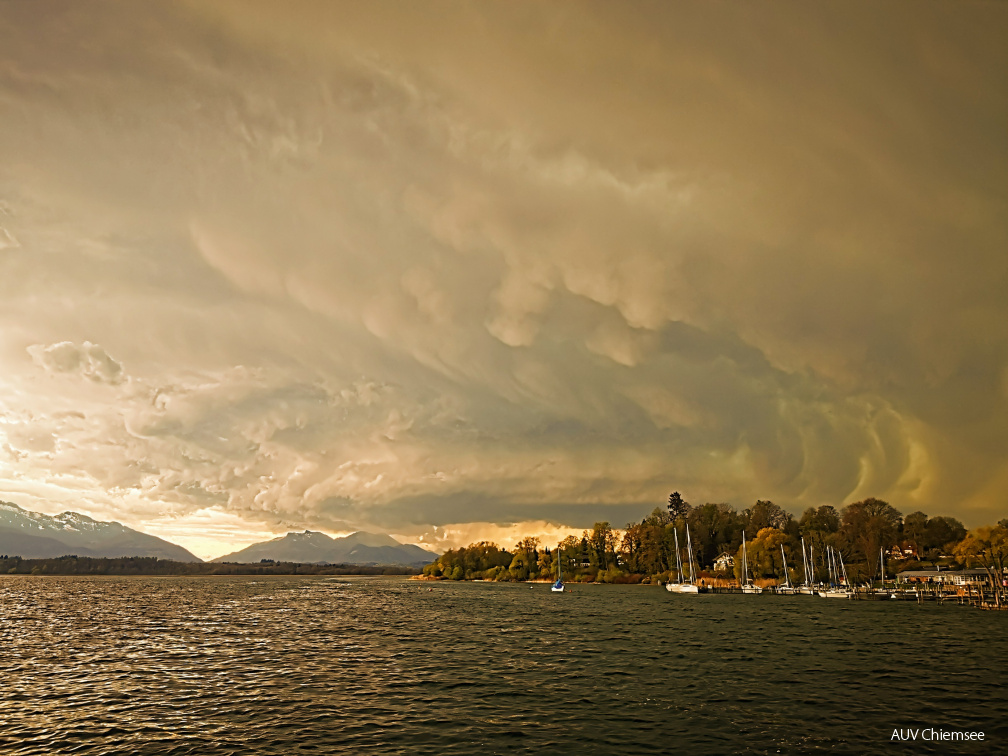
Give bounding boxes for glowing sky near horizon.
[0,1,1005,560]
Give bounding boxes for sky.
[0,1,1005,560]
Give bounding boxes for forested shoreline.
[423,495,1008,601]
[0,555,419,576]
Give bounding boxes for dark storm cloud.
[0,1,1004,555]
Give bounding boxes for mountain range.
[212,530,438,566]
[0,501,201,561]
[1,501,438,567]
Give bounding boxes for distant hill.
[213,530,437,567]
[0,501,202,562]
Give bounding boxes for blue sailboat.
[552,550,565,592]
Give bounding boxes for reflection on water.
[1,576,1005,754]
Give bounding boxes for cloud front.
[0,1,1005,556]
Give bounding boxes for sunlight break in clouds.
[0,1,1005,557]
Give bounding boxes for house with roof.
[889,541,919,560]
[714,552,735,572]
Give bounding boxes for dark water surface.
[1,576,1005,754]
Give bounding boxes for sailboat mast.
[800,537,808,587]
[686,525,696,585]
[780,544,791,589]
[674,528,683,583]
[742,530,749,586]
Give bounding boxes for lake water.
[1,575,1005,754]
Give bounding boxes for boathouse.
[896,569,988,585]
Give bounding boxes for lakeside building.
[714,553,735,572]
[889,542,919,560]
[896,569,989,585]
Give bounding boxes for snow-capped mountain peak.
[0,501,200,561]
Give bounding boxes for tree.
[537,547,553,577]
[515,536,541,578]
[508,551,531,581]
[800,505,840,535]
[647,506,673,527]
[734,528,789,582]
[516,536,540,554]
[799,505,841,579]
[432,541,512,580]
[556,535,580,576]
[924,516,966,557]
[620,522,643,574]
[589,522,617,570]
[640,508,676,576]
[903,511,929,557]
[688,502,739,569]
[840,498,902,581]
[667,491,691,521]
[954,524,1008,608]
[744,500,789,532]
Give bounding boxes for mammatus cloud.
[28,342,125,385]
[0,2,1005,557]
[0,227,18,250]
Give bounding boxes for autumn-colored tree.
[620,522,644,573]
[734,528,790,581]
[556,535,580,573]
[589,522,617,570]
[431,541,512,579]
[537,547,553,577]
[638,508,676,575]
[953,524,1008,608]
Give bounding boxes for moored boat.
[817,546,851,598]
[776,544,799,594]
[666,582,700,594]
[817,588,852,599]
[740,530,762,594]
[666,525,708,593]
[551,546,565,592]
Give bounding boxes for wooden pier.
[687,582,1005,609]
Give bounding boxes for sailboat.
[776,544,799,594]
[667,526,706,593]
[740,530,762,593]
[551,549,565,592]
[817,546,852,599]
[797,537,817,594]
[872,547,891,600]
